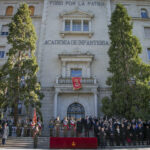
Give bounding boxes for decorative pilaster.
[62,61,66,77]
[93,90,98,117]
[54,90,59,118]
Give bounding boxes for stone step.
[0,137,49,149]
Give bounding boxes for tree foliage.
[0,3,43,124]
[102,4,150,120]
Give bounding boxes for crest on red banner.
[32,108,37,126]
[72,77,82,90]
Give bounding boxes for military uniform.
[24,121,28,137]
[70,119,76,137]
[76,119,82,137]
[16,122,21,137]
[33,125,39,148]
[54,117,61,137]
[63,118,68,137]
[49,120,54,137]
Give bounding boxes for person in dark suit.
[126,125,132,145]
[115,125,121,146]
[108,125,114,146]
[145,124,150,145]
[120,123,126,146]
[131,124,137,145]
[76,118,82,137]
[137,123,144,145]
[84,116,91,137]
[99,127,107,148]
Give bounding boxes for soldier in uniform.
[54,116,61,137]
[49,119,54,137]
[63,117,69,137]
[37,118,42,136]
[33,124,39,148]
[24,119,28,137]
[70,117,76,137]
[16,121,21,137]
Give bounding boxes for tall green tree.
[102,4,150,120]
[0,3,43,125]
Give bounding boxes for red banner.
[50,137,97,149]
[31,108,37,127]
[72,77,82,90]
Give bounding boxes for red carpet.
[50,137,97,149]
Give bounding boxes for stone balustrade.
[56,77,97,84]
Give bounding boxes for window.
[60,10,94,37]
[71,69,82,77]
[65,20,70,31]
[1,25,9,36]
[0,51,5,58]
[141,9,148,18]
[83,20,89,31]
[18,103,22,115]
[144,27,150,38]
[29,6,35,16]
[67,103,85,119]
[147,48,150,60]
[72,20,81,31]
[64,20,89,32]
[6,6,13,16]
[0,47,5,58]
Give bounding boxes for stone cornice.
[59,8,94,19]
[132,17,150,21]
[58,52,94,62]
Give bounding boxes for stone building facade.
[0,0,150,135]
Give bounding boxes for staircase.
[0,137,49,149]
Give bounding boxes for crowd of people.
[1,116,150,148]
[49,116,150,148]
[0,118,41,147]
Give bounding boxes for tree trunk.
[14,98,18,126]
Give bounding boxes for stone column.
[94,91,98,117]
[89,20,92,32]
[70,20,73,31]
[62,61,66,78]
[54,91,59,118]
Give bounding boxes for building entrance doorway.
[67,103,85,119]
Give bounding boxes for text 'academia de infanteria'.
[45,40,109,46]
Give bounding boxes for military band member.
[16,121,21,137]
[49,119,54,137]
[54,116,61,137]
[70,117,76,137]
[24,119,28,137]
[63,117,69,137]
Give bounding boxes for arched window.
[67,103,85,119]
[29,6,35,16]
[141,8,148,18]
[6,6,13,16]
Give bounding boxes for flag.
[31,108,37,127]
[72,77,82,90]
